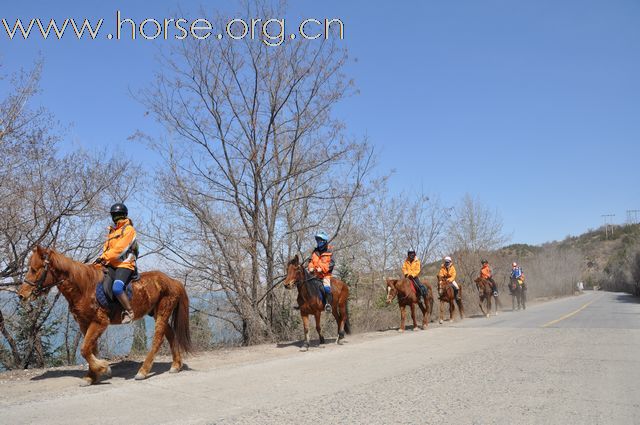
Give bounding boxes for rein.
[23,252,65,296]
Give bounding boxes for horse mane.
[49,249,102,288]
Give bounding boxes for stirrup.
[324,304,332,313]
[121,310,134,324]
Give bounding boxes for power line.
[627,210,640,225]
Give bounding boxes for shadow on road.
[30,360,191,382]
[277,338,337,349]
[614,293,640,304]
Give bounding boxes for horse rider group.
[95,203,525,323]
[403,252,526,301]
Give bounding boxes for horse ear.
[292,254,301,265]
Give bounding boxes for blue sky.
[1,0,639,245]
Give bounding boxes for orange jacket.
[480,264,492,279]
[99,218,138,270]
[308,247,334,278]
[438,263,457,283]
[402,258,421,278]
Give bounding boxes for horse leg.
[486,295,491,317]
[410,303,419,330]
[79,321,109,386]
[419,298,428,329]
[449,300,455,322]
[314,311,325,345]
[439,301,444,324]
[135,299,174,380]
[301,315,311,351]
[399,305,406,332]
[336,297,347,344]
[457,298,465,320]
[478,296,488,317]
[164,326,183,373]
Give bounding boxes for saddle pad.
[309,278,328,305]
[96,281,133,309]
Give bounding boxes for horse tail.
[343,298,352,335]
[171,281,193,354]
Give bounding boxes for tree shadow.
[614,293,640,304]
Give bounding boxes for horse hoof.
[135,373,147,381]
[104,366,112,379]
[439,320,443,324]
[397,329,404,333]
[79,378,93,387]
[486,314,490,318]
[412,327,419,332]
[300,344,310,352]
[336,338,344,345]
[319,337,326,345]
[169,367,181,374]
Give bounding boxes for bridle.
[23,252,65,296]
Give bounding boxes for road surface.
[1,291,639,424]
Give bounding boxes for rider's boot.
[453,287,459,301]
[324,291,333,313]
[116,293,134,324]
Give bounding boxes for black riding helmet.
[110,203,128,223]
[481,259,488,265]
[407,250,416,259]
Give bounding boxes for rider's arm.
[447,265,457,283]
[101,226,136,264]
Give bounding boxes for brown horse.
[18,246,191,386]
[385,278,433,332]
[437,279,464,324]
[284,255,350,351]
[474,277,500,317]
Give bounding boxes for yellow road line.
[542,297,598,328]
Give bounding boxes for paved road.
[1,291,639,424]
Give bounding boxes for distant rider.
[308,231,335,312]
[511,262,526,291]
[479,259,498,296]
[402,250,427,306]
[438,256,460,300]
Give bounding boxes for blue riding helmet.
[315,231,329,249]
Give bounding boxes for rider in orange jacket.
[438,256,460,300]
[479,259,498,296]
[403,250,427,305]
[308,231,334,312]
[95,203,138,324]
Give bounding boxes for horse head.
[18,246,60,302]
[437,279,447,297]
[284,254,305,289]
[385,278,398,304]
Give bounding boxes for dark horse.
[437,279,465,324]
[284,255,350,351]
[509,277,526,311]
[18,246,192,386]
[385,278,433,332]
[474,277,500,317]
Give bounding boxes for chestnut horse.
[436,279,465,324]
[284,255,350,351]
[18,246,191,386]
[474,277,499,317]
[385,278,433,332]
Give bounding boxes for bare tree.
[447,194,508,285]
[139,2,374,344]
[0,61,139,369]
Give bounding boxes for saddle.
[309,278,330,306]
[95,267,140,309]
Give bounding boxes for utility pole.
[627,210,640,225]
[601,214,615,239]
